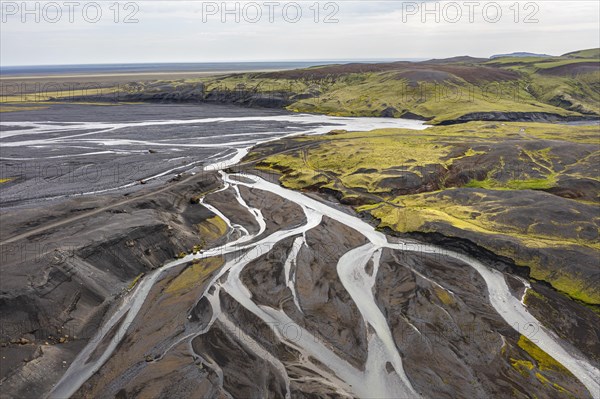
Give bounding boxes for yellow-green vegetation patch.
[312,131,451,174]
[197,215,228,240]
[368,199,488,236]
[485,56,556,66]
[0,178,13,184]
[523,288,545,306]
[534,373,571,395]
[166,257,223,294]
[511,358,535,376]
[0,88,120,103]
[127,273,144,291]
[518,335,571,374]
[435,121,600,144]
[372,192,598,246]
[466,175,557,191]
[434,286,455,306]
[0,105,49,113]
[510,335,574,396]
[532,269,598,306]
[563,48,600,59]
[199,75,309,93]
[258,128,451,193]
[533,58,599,69]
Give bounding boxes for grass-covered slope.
[246,122,600,305]
[563,48,600,59]
[484,51,600,117]
[189,48,599,123]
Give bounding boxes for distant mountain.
[490,52,553,59]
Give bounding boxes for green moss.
[533,58,599,69]
[518,335,572,374]
[563,48,600,59]
[466,176,557,191]
[511,358,535,376]
[465,178,504,189]
[485,57,558,66]
[507,336,577,397]
[523,288,545,306]
[127,273,144,291]
[197,216,228,240]
[434,287,455,306]
[166,257,223,294]
[532,270,599,305]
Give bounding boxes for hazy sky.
[1,1,599,65]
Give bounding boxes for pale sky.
[1,1,599,66]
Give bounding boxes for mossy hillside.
[465,176,557,190]
[485,56,598,69]
[253,122,600,304]
[484,53,599,115]
[258,122,600,195]
[288,73,573,122]
[563,48,600,59]
[202,71,581,123]
[199,73,310,94]
[366,192,598,249]
[191,51,599,122]
[527,74,599,116]
[427,121,600,144]
[533,59,599,69]
[485,57,555,66]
